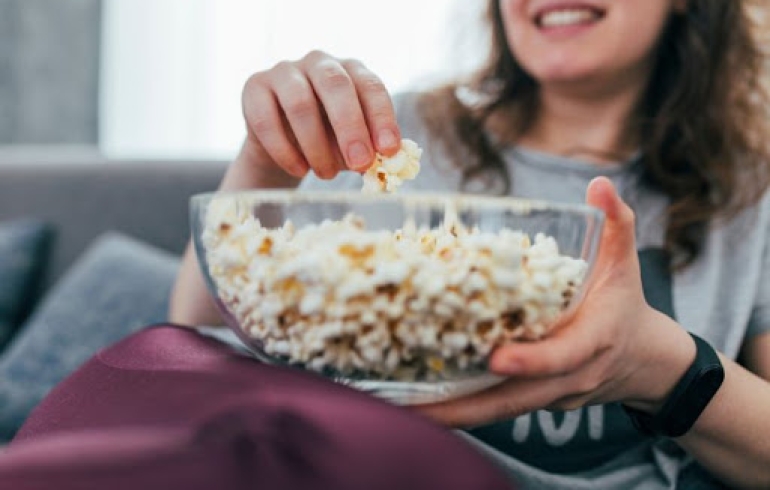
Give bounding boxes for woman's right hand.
[237,50,402,183]
[171,52,402,325]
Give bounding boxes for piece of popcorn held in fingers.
[362,139,423,193]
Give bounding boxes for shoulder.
[709,188,770,255]
[734,188,770,231]
[753,189,770,238]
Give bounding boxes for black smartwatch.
[623,333,724,438]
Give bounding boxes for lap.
[4,325,512,490]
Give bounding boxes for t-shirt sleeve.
[746,195,770,338]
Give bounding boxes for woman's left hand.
[414,177,696,428]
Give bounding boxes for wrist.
[623,309,696,414]
[623,332,724,437]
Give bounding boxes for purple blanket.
[1,325,513,490]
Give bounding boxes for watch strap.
[623,333,724,438]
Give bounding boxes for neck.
[517,74,649,165]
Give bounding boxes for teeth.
[539,9,598,28]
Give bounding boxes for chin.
[517,49,604,85]
[528,64,602,87]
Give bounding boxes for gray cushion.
[0,220,54,351]
[0,232,180,441]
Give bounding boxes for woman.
[172,0,770,488]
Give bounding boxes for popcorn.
[202,197,589,382]
[361,139,422,193]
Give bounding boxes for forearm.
[168,243,223,326]
[168,139,301,326]
[675,356,770,489]
[618,311,770,488]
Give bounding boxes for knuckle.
[283,94,317,120]
[244,71,264,90]
[249,112,276,136]
[572,360,607,395]
[243,72,268,100]
[556,397,585,412]
[342,60,387,95]
[340,58,365,71]
[357,73,387,96]
[315,62,352,91]
[303,49,332,65]
[575,374,600,396]
[270,60,297,78]
[270,63,306,86]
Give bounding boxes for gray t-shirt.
[300,92,770,489]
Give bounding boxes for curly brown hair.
[418,0,770,268]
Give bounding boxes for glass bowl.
[191,190,604,405]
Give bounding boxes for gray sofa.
[0,153,228,440]
[0,154,226,289]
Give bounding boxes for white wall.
[99,0,487,160]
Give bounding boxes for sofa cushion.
[0,220,54,351]
[0,232,180,441]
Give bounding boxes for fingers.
[415,377,564,428]
[242,51,399,179]
[341,59,401,156]
[242,75,310,178]
[270,62,341,179]
[301,51,375,171]
[418,179,644,428]
[586,177,638,270]
[484,179,637,378]
[417,340,614,427]
[488,315,606,377]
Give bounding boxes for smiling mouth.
[536,7,605,29]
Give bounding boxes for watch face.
[668,364,725,437]
[693,365,725,406]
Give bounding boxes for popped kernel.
[361,139,422,194]
[202,196,587,381]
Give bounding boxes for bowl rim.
[191,189,606,219]
[191,188,606,398]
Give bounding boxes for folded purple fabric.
[3,325,513,490]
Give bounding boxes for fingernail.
[378,129,398,150]
[348,142,372,169]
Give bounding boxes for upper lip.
[530,1,606,23]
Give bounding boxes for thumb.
[586,177,637,268]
